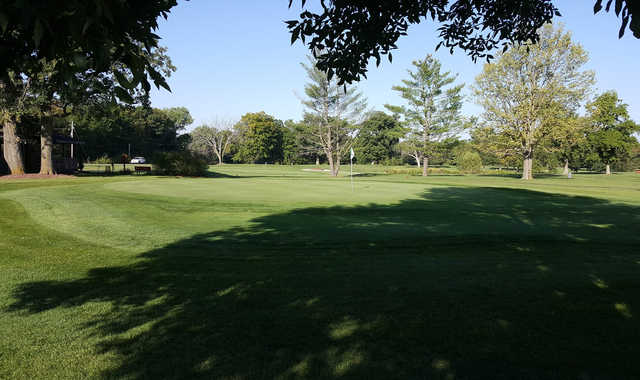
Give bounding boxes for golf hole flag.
[350,147,355,191]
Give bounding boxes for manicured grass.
[1,166,639,379]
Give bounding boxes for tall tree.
[473,24,594,180]
[354,112,404,165]
[234,112,284,164]
[1,0,177,175]
[190,120,236,165]
[287,0,638,84]
[0,72,30,174]
[161,107,194,131]
[549,116,589,175]
[386,55,464,176]
[586,91,639,175]
[299,57,366,176]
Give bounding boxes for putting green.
[104,177,429,205]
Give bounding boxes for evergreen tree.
[386,54,464,176]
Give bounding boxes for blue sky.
[149,1,640,131]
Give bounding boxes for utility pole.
[128,143,131,158]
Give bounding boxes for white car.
[130,157,146,164]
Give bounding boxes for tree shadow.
[8,186,640,379]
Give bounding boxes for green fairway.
[1,166,640,379]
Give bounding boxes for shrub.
[456,151,483,173]
[386,166,460,176]
[381,157,403,166]
[92,154,112,164]
[153,151,208,177]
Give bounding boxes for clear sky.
[149,1,640,131]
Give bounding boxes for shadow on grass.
[8,187,640,379]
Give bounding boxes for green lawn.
[1,165,639,379]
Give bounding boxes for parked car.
[130,157,146,164]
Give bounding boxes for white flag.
[350,147,355,160]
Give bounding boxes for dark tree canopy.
[287,0,639,84]
[0,0,178,93]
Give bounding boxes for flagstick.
[350,156,353,192]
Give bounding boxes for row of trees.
[2,22,636,179]
[187,24,638,179]
[0,44,190,174]
[74,104,193,162]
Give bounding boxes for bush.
[386,166,460,176]
[92,154,112,164]
[381,157,403,166]
[456,151,483,173]
[153,151,208,177]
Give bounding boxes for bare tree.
[189,119,236,165]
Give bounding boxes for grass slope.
[1,166,640,379]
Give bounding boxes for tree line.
[2,23,638,178]
[187,24,639,178]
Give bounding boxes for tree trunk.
[422,157,428,176]
[39,121,55,175]
[415,154,420,168]
[326,151,338,177]
[605,164,611,175]
[562,159,569,175]
[2,118,25,175]
[521,152,533,180]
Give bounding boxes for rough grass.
[1,165,640,379]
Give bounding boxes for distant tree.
[443,139,471,166]
[2,44,175,175]
[386,54,464,176]
[161,107,194,131]
[190,120,236,165]
[73,103,190,161]
[176,133,192,152]
[549,116,589,174]
[473,24,595,180]
[469,125,503,167]
[354,112,404,164]
[287,0,638,84]
[299,56,366,176]
[234,112,284,164]
[456,151,483,173]
[586,91,639,175]
[282,120,309,165]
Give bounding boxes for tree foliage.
[353,112,404,164]
[299,56,366,176]
[234,112,284,164]
[73,104,192,162]
[456,151,483,173]
[386,54,464,176]
[287,1,638,84]
[585,91,640,174]
[0,0,177,94]
[473,24,594,179]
